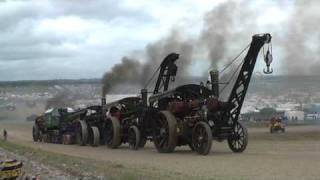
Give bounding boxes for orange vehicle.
[269,117,285,133]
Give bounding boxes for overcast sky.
[0,0,310,81]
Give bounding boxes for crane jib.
[226,33,273,124]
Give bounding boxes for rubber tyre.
[153,111,177,153]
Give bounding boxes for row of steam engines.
[33,33,273,155]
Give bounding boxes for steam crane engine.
[149,33,273,155]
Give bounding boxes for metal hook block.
[263,67,273,74]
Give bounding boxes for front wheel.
[153,111,177,153]
[106,117,121,149]
[32,124,40,142]
[128,125,140,150]
[89,126,100,147]
[76,120,88,146]
[192,122,212,155]
[228,121,248,153]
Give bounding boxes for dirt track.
[1,121,320,180]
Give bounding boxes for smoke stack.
[210,70,219,97]
[141,89,148,107]
[101,96,106,116]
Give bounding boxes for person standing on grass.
[3,129,7,141]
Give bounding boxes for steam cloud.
[200,2,235,70]
[101,1,257,96]
[102,30,194,96]
[44,85,89,110]
[45,91,76,109]
[283,0,320,75]
[103,0,320,96]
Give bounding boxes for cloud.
[0,0,160,80]
[1,0,317,81]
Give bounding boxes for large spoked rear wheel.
[106,117,121,149]
[32,124,40,142]
[153,111,177,153]
[192,122,212,155]
[228,121,248,153]
[89,126,100,147]
[76,120,88,146]
[128,125,140,150]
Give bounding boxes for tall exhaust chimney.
[101,96,106,116]
[210,70,219,97]
[141,89,148,107]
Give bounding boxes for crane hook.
[263,66,273,74]
[263,49,273,74]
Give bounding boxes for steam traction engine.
[149,33,273,155]
[33,105,107,147]
[102,53,179,150]
[32,53,180,149]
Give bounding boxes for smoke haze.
[102,30,194,95]
[102,0,320,96]
[283,0,320,75]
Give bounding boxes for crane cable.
[219,43,250,75]
[219,59,244,94]
[144,43,251,92]
[143,65,161,90]
[217,43,251,94]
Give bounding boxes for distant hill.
[0,75,319,95]
[0,79,100,87]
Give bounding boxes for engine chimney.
[141,89,148,107]
[101,96,106,116]
[210,70,219,97]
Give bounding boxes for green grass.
[0,140,160,180]
[0,140,248,180]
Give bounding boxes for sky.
[0,0,317,81]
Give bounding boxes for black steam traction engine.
[104,33,274,155]
[150,33,273,155]
[102,53,180,150]
[33,105,108,147]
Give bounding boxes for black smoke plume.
[201,1,256,72]
[101,30,194,96]
[101,0,258,96]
